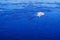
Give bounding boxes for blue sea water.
[0,2,60,40]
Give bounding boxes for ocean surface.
[0,2,60,40]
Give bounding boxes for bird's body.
[36,12,45,17]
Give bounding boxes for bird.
[36,12,45,17]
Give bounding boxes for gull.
[36,12,45,17]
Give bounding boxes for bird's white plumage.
[36,12,45,17]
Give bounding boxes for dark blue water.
[0,4,60,40]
